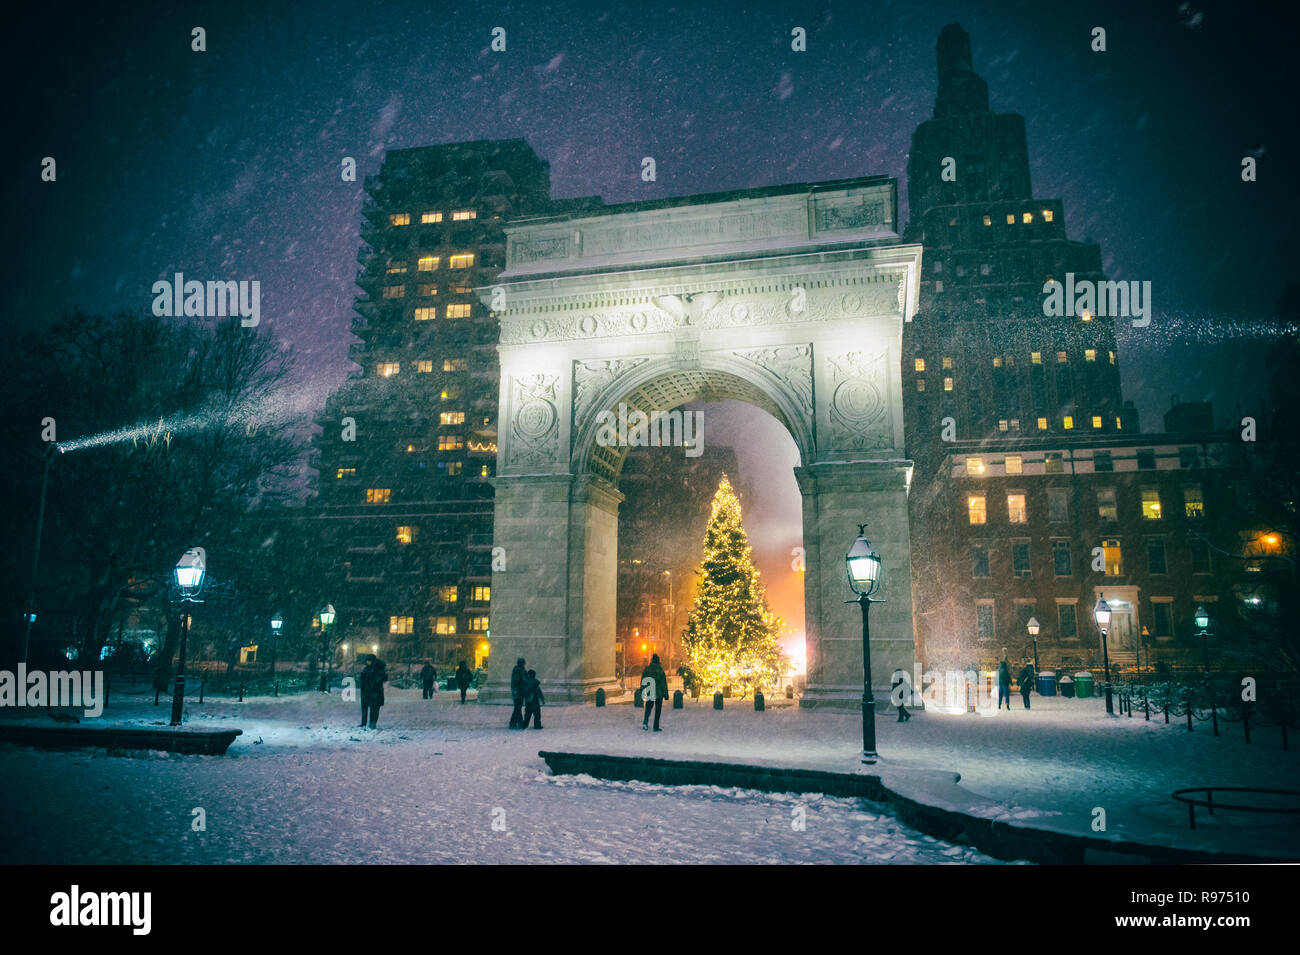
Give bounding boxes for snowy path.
[0,691,999,865]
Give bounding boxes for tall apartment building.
[310,140,593,666]
[903,27,1248,671]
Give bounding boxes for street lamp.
[846,524,884,764]
[1026,616,1040,689]
[1140,625,1150,672]
[1194,605,1211,672]
[269,614,283,674]
[318,604,336,692]
[170,548,206,726]
[1094,596,1113,715]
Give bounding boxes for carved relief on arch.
[826,350,892,450]
[732,344,814,423]
[572,358,649,425]
[506,373,561,469]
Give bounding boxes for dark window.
[1093,451,1113,472]
[1058,603,1078,639]
[1052,540,1072,576]
[1044,453,1063,474]
[1012,542,1032,577]
[1147,539,1168,574]
[1178,446,1199,469]
[1151,602,1173,637]
[1047,488,1069,522]
[972,545,991,578]
[1137,449,1157,470]
[1189,538,1211,574]
[976,604,995,640]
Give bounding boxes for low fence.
[1110,676,1298,750]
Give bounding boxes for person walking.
[509,657,527,729]
[420,661,437,700]
[891,666,912,722]
[358,655,387,729]
[997,659,1012,711]
[455,661,472,703]
[1018,662,1034,710]
[641,653,668,731]
[520,669,545,729]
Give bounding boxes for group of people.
[997,659,1037,711]
[356,651,676,732]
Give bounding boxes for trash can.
[1058,674,1075,698]
[1037,670,1057,697]
[1073,671,1094,698]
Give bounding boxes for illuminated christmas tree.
[682,474,785,693]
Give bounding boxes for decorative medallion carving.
[827,351,891,449]
[507,374,561,469]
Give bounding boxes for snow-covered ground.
[1,686,1296,863]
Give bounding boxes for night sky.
[5,0,1297,624]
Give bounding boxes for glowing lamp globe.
[319,604,336,627]
[846,527,882,597]
[1094,598,1111,627]
[174,548,206,591]
[1194,605,1209,631]
[270,615,283,632]
[1026,616,1040,637]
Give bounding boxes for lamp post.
[1194,605,1211,673]
[846,525,884,764]
[318,604,336,692]
[1026,616,1040,689]
[1094,596,1113,715]
[170,548,206,726]
[1140,625,1150,673]
[20,443,64,664]
[269,614,283,675]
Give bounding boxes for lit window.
[914,358,926,372]
[480,464,491,478]
[452,209,477,221]
[983,215,992,226]
[1056,351,1068,363]
[434,617,457,635]
[1184,485,1204,519]
[998,419,1009,433]
[1042,210,1054,222]
[440,411,466,425]
[377,362,400,377]
[405,442,424,453]
[437,435,464,451]
[382,285,405,298]
[444,358,467,371]
[449,282,472,294]
[447,461,463,476]
[416,360,433,373]
[336,467,356,480]
[390,213,410,226]
[1037,417,1048,431]
[389,616,414,634]
[1108,350,1115,365]
[943,377,954,391]
[417,256,440,271]
[1081,310,1092,322]
[1063,416,1074,430]
[1085,349,1096,362]
[386,261,407,274]
[942,357,953,369]
[418,284,438,296]
[396,526,414,544]
[440,586,458,603]
[366,488,391,504]
[1141,488,1162,519]
[1009,418,1020,431]
[471,585,491,602]
[421,211,443,224]
[1006,214,1015,225]
[468,616,489,632]
[1097,488,1117,521]
[916,379,926,392]
[1116,416,1123,430]
[1007,494,1027,523]
[414,307,437,321]
[1005,455,1023,474]
[1092,416,1103,429]
[966,457,985,476]
[449,253,474,269]
[1022,212,1033,224]
[446,303,472,319]
[1031,351,1042,364]
[1101,539,1122,576]
[968,494,987,525]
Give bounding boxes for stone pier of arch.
[477,178,923,707]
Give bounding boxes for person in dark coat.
[420,662,437,699]
[509,657,527,729]
[520,669,544,729]
[358,655,387,729]
[1018,663,1034,709]
[455,661,472,703]
[997,659,1012,711]
[890,667,912,722]
[641,653,668,731]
